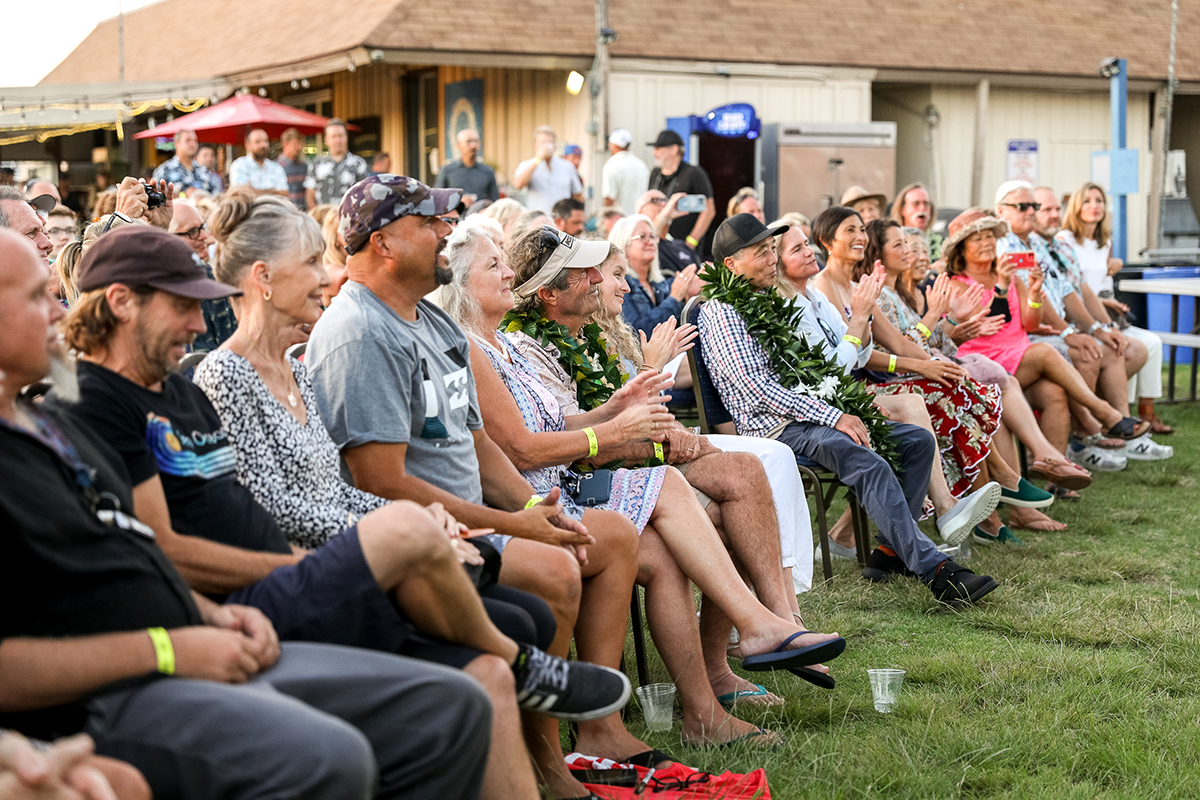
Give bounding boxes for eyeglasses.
[1000,202,1041,212]
[647,197,667,205]
[440,216,460,226]
[100,211,133,235]
[174,223,207,240]
[630,233,658,244]
[46,227,76,237]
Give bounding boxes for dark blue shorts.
[228,526,415,653]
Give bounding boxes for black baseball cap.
[76,225,241,299]
[712,213,789,266]
[648,129,685,148]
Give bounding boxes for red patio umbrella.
[134,94,356,144]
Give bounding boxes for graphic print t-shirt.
[307,282,485,504]
[65,362,293,554]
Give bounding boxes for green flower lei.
[502,308,624,412]
[698,262,899,471]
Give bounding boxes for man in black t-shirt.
[647,129,716,256]
[53,225,630,800]
[0,228,491,799]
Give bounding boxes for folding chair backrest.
[682,296,734,436]
[179,351,209,371]
[286,342,307,359]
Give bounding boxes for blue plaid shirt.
[698,298,842,438]
[997,231,1077,317]
[152,157,217,194]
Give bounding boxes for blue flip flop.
[716,683,771,708]
[741,631,846,673]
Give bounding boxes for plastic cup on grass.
[868,669,906,713]
[635,683,676,731]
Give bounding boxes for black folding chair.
[682,296,872,580]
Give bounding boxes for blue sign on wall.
[699,103,760,139]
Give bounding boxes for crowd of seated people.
[0,161,1176,800]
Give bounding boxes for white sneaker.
[1118,435,1174,461]
[1068,442,1128,471]
[814,539,859,562]
[936,482,1002,546]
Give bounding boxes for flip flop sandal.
[1027,460,1093,492]
[716,683,779,708]
[741,631,847,672]
[1104,416,1150,441]
[1147,417,1175,435]
[684,726,785,750]
[621,749,675,769]
[785,664,836,689]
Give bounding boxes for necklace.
[502,309,625,411]
[698,262,899,470]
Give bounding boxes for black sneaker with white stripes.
[512,644,631,721]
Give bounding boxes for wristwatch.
[1059,325,1077,339]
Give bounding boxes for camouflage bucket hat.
[339,175,464,255]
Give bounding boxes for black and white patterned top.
[193,349,386,550]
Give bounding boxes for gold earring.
[263,288,272,301]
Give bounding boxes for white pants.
[1125,326,1163,402]
[706,434,814,594]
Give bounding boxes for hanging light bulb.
[300,78,310,89]
[258,87,268,97]
[290,79,299,89]
[347,57,357,73]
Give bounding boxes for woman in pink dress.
[944,209,1148,457]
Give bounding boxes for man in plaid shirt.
[698,214,1001,607]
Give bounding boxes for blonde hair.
[588,249,643,369]
[308,204,336,228]
[769,217,801,299]
[479,198,524,237]
[608,214,663,283]
[322,211,346,268]
[56,241,84,306]
[726,186,760,219]
[82,214,147,252]
[208,187,323,288]
[1062,182,1112,247]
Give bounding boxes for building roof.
[41,0,1200,86]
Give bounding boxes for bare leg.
[638,524,779,745]
[463,655,541,800]
[999,382,1070,462]
[1014,343,1124,430]
[1025,378,1071,453]
[1096,349,1131,414]
[646,468,840,659]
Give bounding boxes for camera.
[144,186,165,209]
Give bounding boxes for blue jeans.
[777,420,946,580]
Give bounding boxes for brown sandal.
[1028,458,1093,491]
[1147,416,1175,435]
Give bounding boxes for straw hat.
[839,185,887,212]
[941,207,1010,267]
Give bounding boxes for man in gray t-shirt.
[309,281,485,503]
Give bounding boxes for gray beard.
[48,350,80,403]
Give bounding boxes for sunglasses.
[1000,202,1042,212]
[100,211,133,235]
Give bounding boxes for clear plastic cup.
[634,683,676,731]
[868,669,906,713]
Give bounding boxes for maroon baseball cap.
[75,225,240,299]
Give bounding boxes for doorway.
[697,132,757,257]
[403,70,440,183]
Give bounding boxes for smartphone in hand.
[676,194,707,213]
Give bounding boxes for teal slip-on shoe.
[999,478,1054,509]
[972,524,1024,546]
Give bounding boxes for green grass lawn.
[612,401,1200,799]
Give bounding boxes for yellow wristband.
[685,235,699,247]
[842,334,862,347]
[887,354,897,373]
[582,427,598,458]
[147,627,175,675]
[1027,300,1043,309]
[653,442,665,462]
[524,494,543,510]
[914,322,931,339]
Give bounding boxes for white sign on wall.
[1007,140,1039,184]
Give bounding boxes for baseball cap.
[712,213,789,266]
[513,226,612,298]
[75,225,240,299]
[648,130,685,148]
[339,174,464,255]
[608,129,633,148]
[563,143,582,157]
[27,194,56,215]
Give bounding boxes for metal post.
[1110,59,1128,261]
[971,79,989,208]
[1157,0,1180,250]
